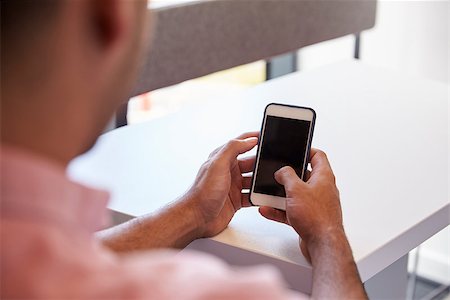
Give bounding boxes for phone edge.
[249,102,317,208]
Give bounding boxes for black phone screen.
[254,115,311,197]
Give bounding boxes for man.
[1,0,367,299]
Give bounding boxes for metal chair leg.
[354,33,361,59]
[406,246,421,300]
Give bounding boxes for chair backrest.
[132,0,377,96]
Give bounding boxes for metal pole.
[354,33,361,59]
[266,51,297,80]
[115,103,128,128]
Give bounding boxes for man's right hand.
[259,148,368,299]
[259,148,343,258]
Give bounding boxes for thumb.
[274,166,303,190]
[220,137,258,163]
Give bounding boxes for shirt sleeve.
[86,247,308,300]
[1,219,307,299]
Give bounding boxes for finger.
[274,166,305,191]
[308,149,336,183]
[258,206,288,225]
[209,132,258,159]
[219,138,258,164]
[208,146,222,159]
[236,131,260,140]
[241,192,252,207]
[238,155,256,173]
[242,174,253,189]
[309,148,333,175]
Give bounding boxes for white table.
[68,60,449,298]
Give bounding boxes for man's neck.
[1,99,81,168]
[1,137,71,168]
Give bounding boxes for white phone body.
[250,103,316,210]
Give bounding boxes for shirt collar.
[1,145,110,233]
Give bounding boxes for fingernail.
[274,166,287,176]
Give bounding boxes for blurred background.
[125,1,448,298]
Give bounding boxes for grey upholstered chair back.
[132,0,377,96]
[113,0,376,126]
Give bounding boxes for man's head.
[1,0,150,164]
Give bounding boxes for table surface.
[68,60,449,283]
[150,0,203,10]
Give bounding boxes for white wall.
[298,0,449,284]
[363,0,449,84]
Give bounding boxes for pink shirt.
[1,146,304,299]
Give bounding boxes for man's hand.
[185,132,258,238]
[259,149,368,299]
[97,132,258,252]
[259,148,343,258]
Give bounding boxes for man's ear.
[89,0,136,52]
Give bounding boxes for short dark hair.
[1,0,59,32]
[1,0,60,60]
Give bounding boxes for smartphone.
[250,103,316,210]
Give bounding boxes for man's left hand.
[185,132,258,238]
